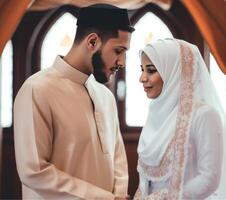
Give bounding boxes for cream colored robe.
[14,56,128,200]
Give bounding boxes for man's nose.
[117,53,126,68]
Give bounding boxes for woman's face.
[139,52,163,99]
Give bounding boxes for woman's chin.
[147,92,157,99]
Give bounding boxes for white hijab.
[138,39,181,167]
[137,38,226,199]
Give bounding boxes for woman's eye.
[147,69,157,74]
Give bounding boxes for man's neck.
[64,46,92,75]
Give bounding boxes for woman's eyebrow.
[146,64,156,68]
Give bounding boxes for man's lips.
[110,66,121,74]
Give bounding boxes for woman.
[134,39,225,200]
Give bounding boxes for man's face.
[92,30,131,83]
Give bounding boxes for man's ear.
[86,33,102,50]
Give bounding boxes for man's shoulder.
[18,67,59,96]
[32,66,61,84]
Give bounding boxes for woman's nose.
[139,72,148,83]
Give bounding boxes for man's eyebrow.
[115,46,128,50]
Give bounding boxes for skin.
[139,52,163,99]
[64,30,131,83]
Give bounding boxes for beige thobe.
[14,56,128,200]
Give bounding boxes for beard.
[91,50,109,84]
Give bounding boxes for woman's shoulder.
[192,102,223,133]
[193,103,220,119]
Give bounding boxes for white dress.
[148,104,223,200]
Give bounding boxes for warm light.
[41,13,77,69]
[125,12,173,126]
[210,54,226,114]
[0,41,13,127]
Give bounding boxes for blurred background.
[0,0,226,198]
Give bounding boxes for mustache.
[112,65,123,72]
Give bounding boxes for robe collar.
[53,56,89,84]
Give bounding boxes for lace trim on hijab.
[134,187,168,200]
[138,137,174,182]
[137,40,195,200]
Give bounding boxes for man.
[14,4,134,200]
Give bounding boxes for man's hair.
[73,26,119,45]
[73,4,134,45]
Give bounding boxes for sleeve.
[13,82,115,200]
[112,99,129,198]
[183,108,223,199]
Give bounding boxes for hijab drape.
[137,39,225,199]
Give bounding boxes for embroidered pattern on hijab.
[134,39,226,200]
[136,38,225,200]
[137,39,195,199]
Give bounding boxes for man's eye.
[115,49,122,55]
